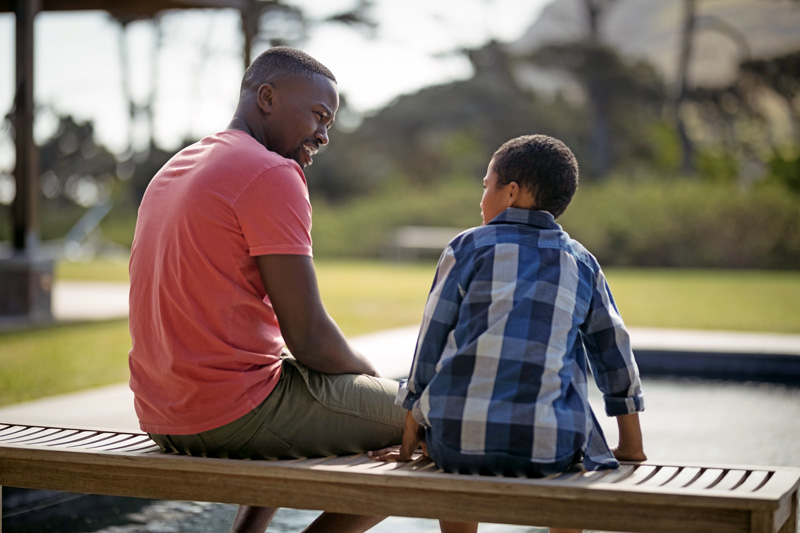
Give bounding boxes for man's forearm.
[256,255,380,377]
[287,314,379,376]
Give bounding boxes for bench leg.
[779,489,798,533]
[232,505,278,532]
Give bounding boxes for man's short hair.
[492,134,579,219]
[241,46,336,91]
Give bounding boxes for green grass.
[1,259,798,407]
[315,260,434,336]
[605,268,800,333]
[0,320,131,406]
[55,256,130,283]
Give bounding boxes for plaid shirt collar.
[488,207,560,231]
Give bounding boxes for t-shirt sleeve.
[235,163,313,257]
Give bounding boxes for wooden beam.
[11,0,40,253]
[0,0,248,15]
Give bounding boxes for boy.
[369,135,646,533]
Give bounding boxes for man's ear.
[256,84,275,113]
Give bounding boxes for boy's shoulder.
[447,217,601,272]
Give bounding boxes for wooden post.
[240,0,256,70]
[12,0,40,252]
[0,0,53,322]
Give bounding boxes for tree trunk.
[675,0,697,175]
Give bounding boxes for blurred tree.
[580,0,618,177]
[673,1,757,177]
[741,51,800,145]
[38,115,119,210]
[674,0,698,175]
[522,42,666,177]
[113,13,164,156]
[240,0,376,67]
[309,42,586,200]
[106,0,376,206]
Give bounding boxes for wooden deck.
[1,423,798,532]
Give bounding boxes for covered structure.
[0,0,258,322]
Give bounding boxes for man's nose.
[315,125,329,146]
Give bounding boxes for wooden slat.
[594,463,637,484]
[83,434,146,450]
[0,425,43,440]
[667,467,706,488]
[736,471,773,494]
[713,470,751,491]
[613,464,661,486]
[64,432,121,448]
[637,466,682,487]
[31,430,100,447]
[103,435,156,451]
[0,426,61,443]
[1,426,51,440]
[27,429,83,444]
[685,468,727,490]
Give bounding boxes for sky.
[0,0,552,171]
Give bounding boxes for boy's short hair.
[492,134,579,219]
[241,46,336,92]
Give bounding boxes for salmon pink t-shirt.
[128,130,312,435]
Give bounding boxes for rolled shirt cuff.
[604,391,645,417]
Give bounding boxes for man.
[128,47,404,532]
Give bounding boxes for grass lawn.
[0,258,798,406]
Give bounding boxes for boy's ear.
[506,181,520,207]
[256,84,275,113]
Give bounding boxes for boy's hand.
[611,445,647,462]
[368,410,426,462]
[368,445,418,462]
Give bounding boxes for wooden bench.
[1,422,798,532]
[384,226,466,261]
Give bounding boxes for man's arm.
[257,254,378,376]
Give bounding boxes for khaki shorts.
[150,354,405,459]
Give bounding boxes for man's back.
[128,130,312,435]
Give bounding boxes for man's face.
[266,73,339,168]
[480,158,513,225]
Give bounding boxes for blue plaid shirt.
[399,208,644,470]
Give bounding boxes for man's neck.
[226,116,252,136]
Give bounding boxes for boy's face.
[480,158,514,225]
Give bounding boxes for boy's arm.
[581,269,645,416]
[612,413,647,462]
[402,246,462,408]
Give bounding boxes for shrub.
[560,178,800,269]
[314,176,800,269]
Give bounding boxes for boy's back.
[404,207,643,473]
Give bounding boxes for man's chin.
[289,151,311,168]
